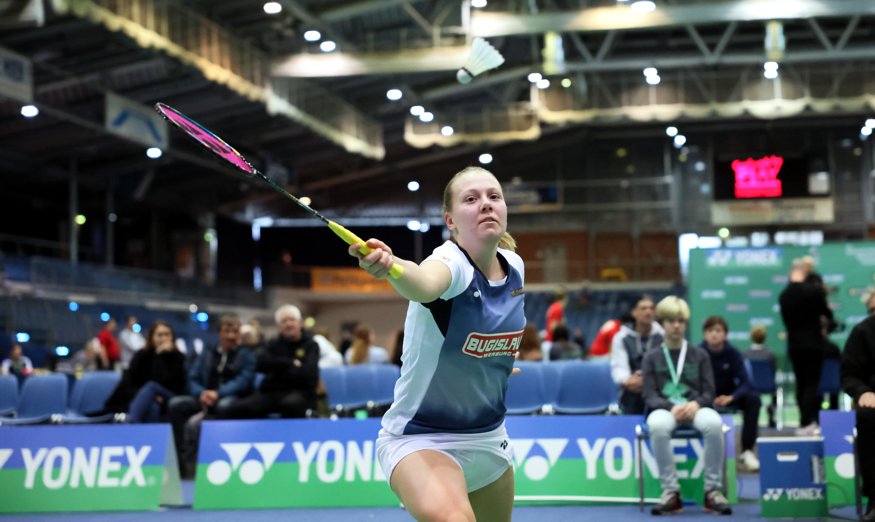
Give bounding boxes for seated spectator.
[57,338,101,376]
[225,304,319,419]
[700,316,760,472]
[589,314,631,359]
[168,315,255,479]
[517,322,543,362]
[841,313,875,521]
[611,295,664,414]
[643,296,730,516]
[1,342,33,378]
[744,325,778,428]
[96,317,120,370]
[104,320,186,423]
[345,324,389,365]
[313,326,343,368]
[549,324,586,361]
[118,315,145,369]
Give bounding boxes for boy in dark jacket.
[841,314,875,520]
[700,316,761,472]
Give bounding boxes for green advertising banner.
[195,416,736,509]
[688,243,875,363]
[820,410,860,507]
[0,424,181,513]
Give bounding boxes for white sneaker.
[739,449,760,471]
[795,423,820,436]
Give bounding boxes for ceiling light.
[441,125,454,136]
[263,2,281,14]
[407,181,420,192]
[20,104,38,118]
[527,72,542,83]
[419,111,434,123]
[764,61,779,72]
[146,147,163,159]
[630,1,656,13]
[645,75,661,85]
[865,119,875,128]
[410,105,424,116]
[536,78,550,89]
[862,127,873,137]
[75,214,87,225]
[407,220,421,231]
[643,67,658,77]
[763,69,778,79]
[299,196,312,206]
[471,0,487,7]
[560,78,572,88]
[665,126,678,137]
[673,134,687,148]
[479,153,493,164]
[303,30,321,42]
[320,40,336,52]
[419,222,431,233]
[386,88,403,101]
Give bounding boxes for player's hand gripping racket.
[154,103,403,279]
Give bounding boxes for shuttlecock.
[456,37,505,84]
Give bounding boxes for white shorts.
[376,423,514,493]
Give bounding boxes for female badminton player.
[349,166,525,522]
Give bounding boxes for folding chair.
[635,422,731,512]
[505,361,547,415]
[748,358,783,430]
[60,371,121,424]
[0,373,68,425]
[0,374,18,416]
[552,362,618,414]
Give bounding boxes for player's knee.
[413,501,475,522]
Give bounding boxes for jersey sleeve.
[424,241,473,301]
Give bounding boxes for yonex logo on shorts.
[206,442,283,486]
[461,330,523,359]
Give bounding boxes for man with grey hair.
[225,304,320,419]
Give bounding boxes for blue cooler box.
[758,437,827,518]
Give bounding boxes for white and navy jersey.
[382,240,526,436]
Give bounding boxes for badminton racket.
[154,102,404,279]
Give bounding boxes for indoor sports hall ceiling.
[1,0,875,231]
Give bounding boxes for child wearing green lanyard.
[641,296,731,516]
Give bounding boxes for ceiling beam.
[470,0,875,37]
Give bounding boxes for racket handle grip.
[328,221,404,279]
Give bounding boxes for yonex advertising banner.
[758,436,827,518]
[0,424,181,513]
[688,243,875,363]
[195,416,735,509]
[820,410,858,506]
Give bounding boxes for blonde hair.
[349,324,373,365]
[654,296,690,322]
[442,166,516,252]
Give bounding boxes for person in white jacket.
[610,294,665,414]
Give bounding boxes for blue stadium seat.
[60,371,120,424]
[320,366,347,413]
[370,364,399,409]
[506,362,547,415]
[0,373,68,425]
[0,374,18,416]
[748,358,783,430]
[551,361,617,414]
[819,358,841,395]
[343,365,375,411]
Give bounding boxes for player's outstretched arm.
[349,239,451,303]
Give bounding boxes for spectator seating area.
[506,360,618,415]
[321,364,400,415]
[0,372,121,426]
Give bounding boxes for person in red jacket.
[544,288,567,342]
[97,317,120,369]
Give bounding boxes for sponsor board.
[758,437,827,518]
[0,424,180,513]
[820,410,858,507]
[195,416,736,509]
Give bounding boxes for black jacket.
[104,348,186,412]
[256,333,320,396]
[841,315,875,402]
